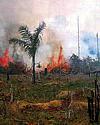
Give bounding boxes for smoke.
[0,0,100,67]
[0,0,34,65]
[0,0,53,66]
[81,32,100,58]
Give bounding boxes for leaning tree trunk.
[32,56,36,84]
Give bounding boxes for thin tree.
[9,22,46,84]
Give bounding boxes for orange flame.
[0,48,14,68]
[47,46,70,72]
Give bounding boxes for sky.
[0,0,100,65]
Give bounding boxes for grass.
[0,74,99,125]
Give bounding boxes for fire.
[0,48,14,68]
[47,46,70,72]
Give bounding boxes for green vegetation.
[0,74,99,125]
[9,22,46,84]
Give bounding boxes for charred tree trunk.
[32,56,35,84]
[87,75,100,124]
[6,68,10,82]
[44,68,48,76]
[87,96,94,123]
[91,91,94,122]
[94,79,99,123]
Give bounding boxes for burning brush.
[0,48,14,81]
[47,46,70,73]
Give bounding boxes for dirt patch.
[56,90,70,97]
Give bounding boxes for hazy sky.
[0,0,100,64]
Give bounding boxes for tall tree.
[70,54,81,74]
[82,56,95,74]
[9,22,46,84]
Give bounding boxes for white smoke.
[0,0,100,67]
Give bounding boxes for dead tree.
[94,79,99,123]
[87,73,100,123]
[87,91,94,123]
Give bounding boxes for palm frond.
[9,22,46,57]
[31,21,46,48]
[9,38,30,50]
[35,21,46,33]
[19,26,32,41]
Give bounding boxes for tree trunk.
[32,56,35,84]
[7,68,10,82]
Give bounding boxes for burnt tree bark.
[6,67,10,82]
[87,96,94,123]
[87,76,100,124]
[94,79,99,123]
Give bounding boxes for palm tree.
[9,22,46,84]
